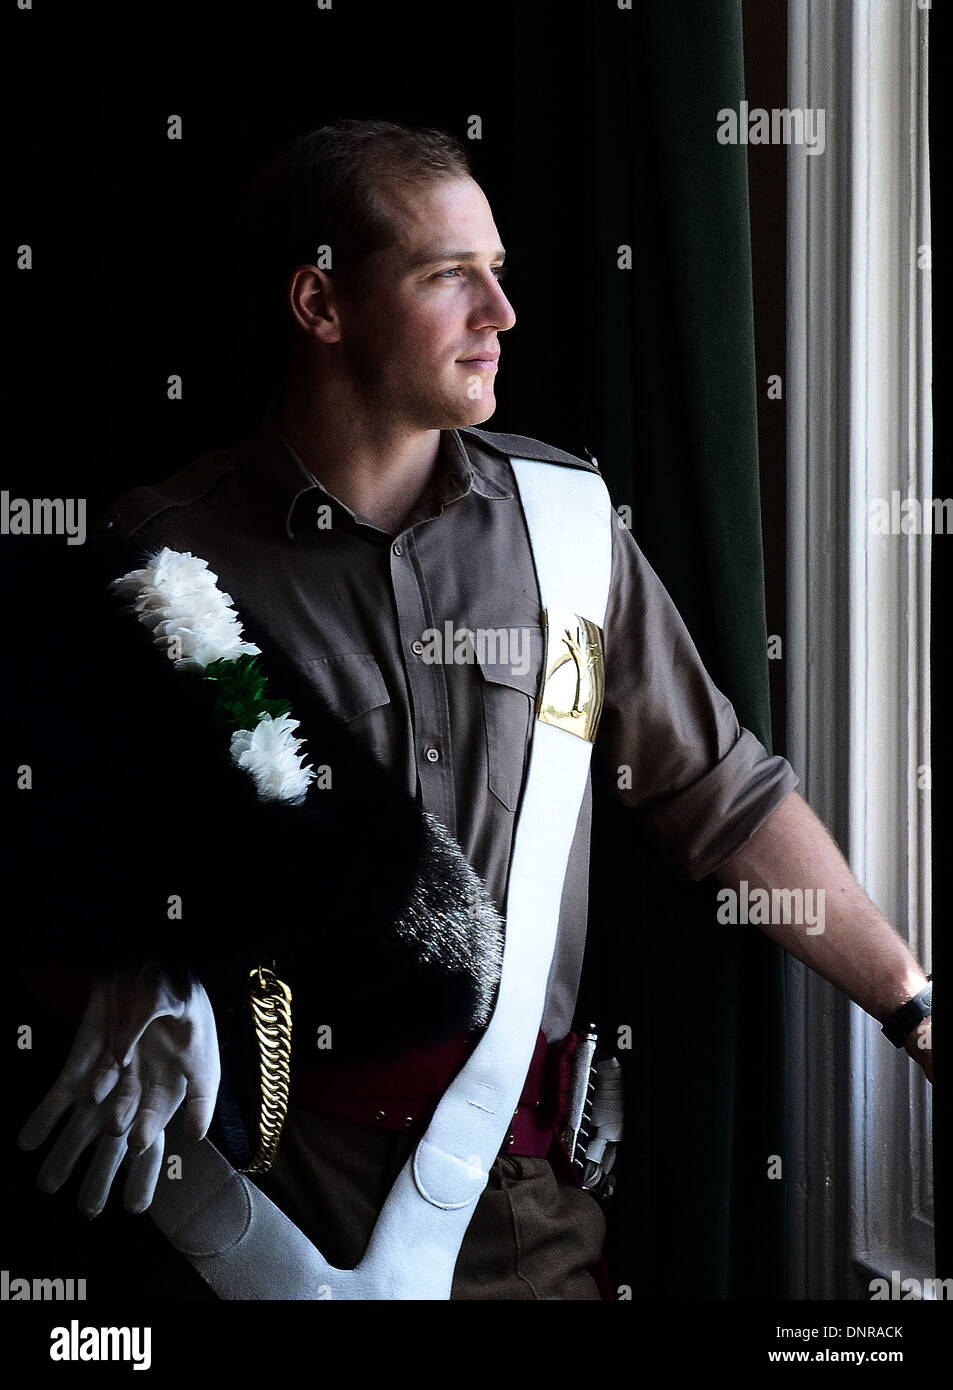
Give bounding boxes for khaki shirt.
[102,417,798,1041]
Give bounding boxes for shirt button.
[425,746,440,763]
[411,639,424,656]
[392,541,403,556]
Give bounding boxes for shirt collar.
[241,411,513,540]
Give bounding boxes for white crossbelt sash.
[149,456,614,1298]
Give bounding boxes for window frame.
[785,0,933,1299]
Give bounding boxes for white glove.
[583,1057,624,1176]
[17,965,221,1217]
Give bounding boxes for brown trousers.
[256,1105,607,1300]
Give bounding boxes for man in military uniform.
[20,118,932,1299]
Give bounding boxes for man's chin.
[417,387,498,431]
[453,392,498,429]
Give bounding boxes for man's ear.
[288,266,342,345]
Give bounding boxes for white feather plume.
[230,714,316,804]
[110,547,261,671]
[112,547,316,804]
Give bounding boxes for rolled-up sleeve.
[592,519,799,880]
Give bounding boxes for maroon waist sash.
[290,1028,580,1158]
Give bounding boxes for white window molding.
[785,0,932,1300]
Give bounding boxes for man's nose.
[471,275,516,333]
[496,288,517,332]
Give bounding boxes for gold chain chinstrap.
[241,966,292,1175]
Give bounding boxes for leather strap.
[881,977,932,1047]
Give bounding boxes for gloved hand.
[581,1056,624,1197]
[17,965,221,1217]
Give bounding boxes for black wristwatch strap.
[881,975,932,1048]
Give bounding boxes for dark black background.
[12,0,618,518]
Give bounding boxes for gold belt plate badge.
[537,607,605,743]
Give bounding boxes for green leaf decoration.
[200,655,292,732]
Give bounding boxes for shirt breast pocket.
[477,630,542,812]
[299,651,392,723]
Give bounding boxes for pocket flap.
[473,626,543,703]
[301,652,391,722]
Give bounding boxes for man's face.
[332,176,516,429]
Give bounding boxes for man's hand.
[17,966,221,1216]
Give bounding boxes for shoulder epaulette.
[99,449,237,539]
[459,428,601,474]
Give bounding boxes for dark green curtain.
[510,1,787,1299]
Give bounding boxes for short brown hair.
[243,119,472,372]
